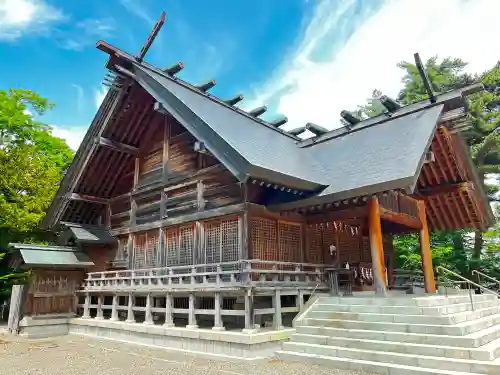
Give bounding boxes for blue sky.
[1,0,499,149]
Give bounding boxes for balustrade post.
[82,293,91,319]
[273,289,283,330]
[95,294,104,320]
[186,292,198,329]
[212,292,225,331]
[242,288,257,333]
[110,294,119,321]
[125,293,135,323]
[144,293,154,325]
[163,292,174,327]
[297,290,304,311]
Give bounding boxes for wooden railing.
[78,260,327,332]
[83,260,327,292]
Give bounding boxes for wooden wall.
[110,115,243,232]
[24,269,83,316]
[119,215,243,270]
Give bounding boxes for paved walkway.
[0,334,373,375]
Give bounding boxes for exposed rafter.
[95,137,139,156]
[66,193,109,205]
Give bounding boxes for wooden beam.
[417,182,473,197]
[66,193,109,205]
[368,197,387,296]
[379,207,422,230]
[111,203,247,236]
[196,180,205,211]
[418,200,436,293]
[96,137,139,156]
[306,205,368,224]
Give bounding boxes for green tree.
[0,88,73,301]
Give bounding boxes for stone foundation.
[69,318,293,360]
[18,314,76,338]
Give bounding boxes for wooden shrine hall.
[10,13,494,335]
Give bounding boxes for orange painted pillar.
[418,200,436,293]
[368,197,387,296]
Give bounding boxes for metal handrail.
[436,266,500,310]
[472,270,500,290]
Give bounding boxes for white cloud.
[93,87,108,109]
[50,125,87,151]
[248,0,500,132]
[0,0,63,41]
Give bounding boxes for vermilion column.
[368,197,387,296]
[418,200,436,293]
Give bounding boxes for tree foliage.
[0,88,73,301]
[354,57,500,280]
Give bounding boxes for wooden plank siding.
[109,114,243,231]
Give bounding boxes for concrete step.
[290,333,500,361]
[296,320,500,348]
[315,293,496,308]
[276,350,484,375]
[281,342,500,374]
[314,299,499,315]
[307,305,500,325]
[302,312,500,336]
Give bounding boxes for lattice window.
[306,225,323,263]
[202,217,240,265]
[179,225,194,266]
[278,221,302,262]
[133,234,147,269]
[251,218,277,261]
[221,218,240,262]
[145,231,159,268]
[132,232,159,269]
[165,228,179,266]
[204,221,220,264]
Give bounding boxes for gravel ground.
[0,334,375,375]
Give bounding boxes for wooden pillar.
[418,200,436,293]
[95,294,104,319]
[187,293,198,329]
[125,293,135,323]
[82,293,91,319]
[212,292,225,331]
[368,197,387,296]
[163,292,174,327]
[242,288,257,333]
[144,293,154,325]
[110,294,119,321]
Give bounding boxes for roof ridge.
[128,59,300,141]
[299,83,482,148]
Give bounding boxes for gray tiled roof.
[8,243,94,268]
[68,225,117,245]
[133,63,444,203]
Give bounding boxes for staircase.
[277,293,500,375]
